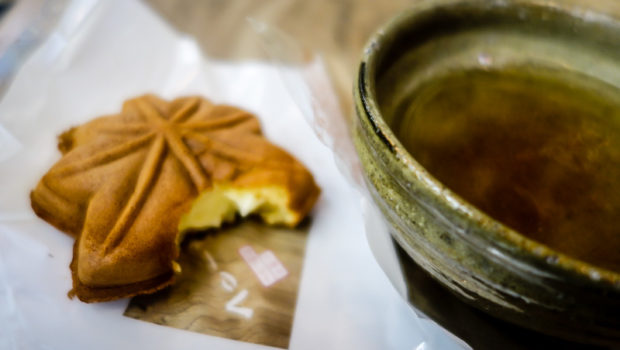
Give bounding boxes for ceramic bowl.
[354,0,620,346]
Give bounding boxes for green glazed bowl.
[354,0,620,346]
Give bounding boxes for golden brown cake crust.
[30,95,320,302]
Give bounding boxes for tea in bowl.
[354,0,620,346]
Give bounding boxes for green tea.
[395,69,620,272]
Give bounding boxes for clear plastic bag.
[0,0,465,349]
[250,16,469,350]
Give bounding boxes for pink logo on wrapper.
[239,245,288,287]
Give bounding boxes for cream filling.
[178,185,298,234]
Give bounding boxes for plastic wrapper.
[251,12,473,350]
[0,0,466,349]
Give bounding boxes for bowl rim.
[356,0,620,287]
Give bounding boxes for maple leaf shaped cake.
[30,95,320,302]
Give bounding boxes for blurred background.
[0,0,413,115]
[143,0,412,114]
